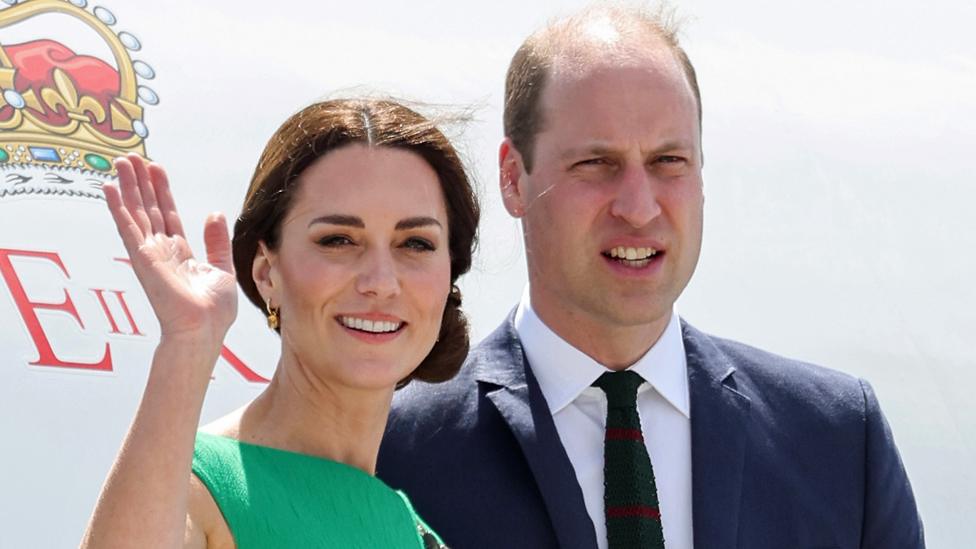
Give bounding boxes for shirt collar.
[514,286,690,418]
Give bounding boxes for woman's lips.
[335,314,406,343]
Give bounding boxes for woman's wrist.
[157,327,227,351]
[150,332,225,385]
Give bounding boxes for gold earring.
[266,299,279,330]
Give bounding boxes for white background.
[0,0,973,547]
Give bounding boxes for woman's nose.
[354,249,401,298]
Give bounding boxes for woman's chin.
[330,359,418,393]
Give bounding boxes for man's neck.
[529,297,672,371]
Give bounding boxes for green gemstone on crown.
[85,153,111,171]
[0,149,8,163]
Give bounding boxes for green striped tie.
[592,370,665,549]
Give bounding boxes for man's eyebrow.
[560,143,614,160]
[308,214,364,228]
[648,140,695,155]
[395,216,443,231]
[559,141,696,160]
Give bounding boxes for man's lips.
[600,242,666,271]
[604,245,659,261]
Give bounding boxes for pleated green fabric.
[191,432,444,548]
[592,371,666,549]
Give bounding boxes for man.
[378,5,923,548]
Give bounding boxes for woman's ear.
[252,241,277,305]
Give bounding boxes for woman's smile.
[336,313,407,343]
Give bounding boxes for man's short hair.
[503,3,702,172]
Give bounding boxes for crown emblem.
[0,0,157,199]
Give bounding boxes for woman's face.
[260,144,451,391]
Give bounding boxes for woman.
[81,99,479,548]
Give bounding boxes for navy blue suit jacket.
[378,316,924,548]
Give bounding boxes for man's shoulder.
[389,316,518,426]
[683,321,870,417]
[389,368,478,428]
[392,317,876,425]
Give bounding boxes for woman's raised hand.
[104,153,238,343]
[82,155,241,548]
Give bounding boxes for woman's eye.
[402,237,435,252]
[317,235,354,247]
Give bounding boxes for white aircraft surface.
[0,1,972,546]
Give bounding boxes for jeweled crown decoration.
[0,0,157,199]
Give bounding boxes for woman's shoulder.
[187,471,236,549]
[188,427,244,549]
[189,430,440,548]
[198,407,245,439]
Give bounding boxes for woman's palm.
[105,154,238,340]
[138,232,237,335]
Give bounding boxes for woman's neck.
[214,352,396,475]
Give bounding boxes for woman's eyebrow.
[307,214,442,231]
[308,214,364,228]
[396,216,443,231]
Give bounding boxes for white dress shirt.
[514,288,693,549]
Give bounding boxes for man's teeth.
[339,316,402,333]
[607,246,658,260]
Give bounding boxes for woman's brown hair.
[232,98,479,386]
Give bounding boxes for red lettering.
[220,346,269,383]
[91,288,145,336]
[112,290,143,336]
[91,289,121,333]
[0,248,112,371]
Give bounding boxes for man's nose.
[609,165,662,227]
[355,248,401,299]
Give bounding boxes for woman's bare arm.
[80,154,237,549]
[82,338,217,548]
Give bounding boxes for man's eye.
[317,235,354,247]
[576,158,606,167]
[403,237,435,252]
[657,155,685,164]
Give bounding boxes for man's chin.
[579,297,674,331]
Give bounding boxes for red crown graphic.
[0,0,157,197]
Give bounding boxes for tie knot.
[592,370,644,408]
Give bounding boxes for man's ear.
[252,241,278,306]
[499,138,528,218]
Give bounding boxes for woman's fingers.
[103,181,144,254]
[147,162,186,238]
[115,157,152,237]
[203,213,234,275]
[128,153,166,235]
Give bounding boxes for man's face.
[502,54,703,346]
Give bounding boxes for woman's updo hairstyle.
[232,99,479,386]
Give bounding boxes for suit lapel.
[683,321,751,549]
[476,317,598,549]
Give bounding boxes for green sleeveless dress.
[191,432,446,548]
